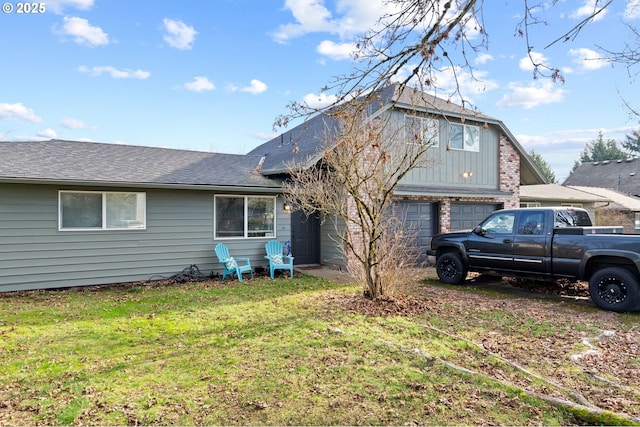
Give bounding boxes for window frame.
[449,123,480,152]
[58,190,146,231]
[214,195,277,240]
[404,114,439,147]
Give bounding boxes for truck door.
[512,210,552,275]
[466,210,516,271]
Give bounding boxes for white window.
[520,202,541,208]
[405,115,439,146]
[449,123,480,152]
[59,191,146,231]
[635,213,640,231]
[215,195,275,239]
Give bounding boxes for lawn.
[0,273,638,426]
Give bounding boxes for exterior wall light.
[461,171,473,178]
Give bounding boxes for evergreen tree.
[621,129,640,157]
[571,132,627,172]
[528,150,557,184]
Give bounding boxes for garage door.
[450,203,501,231]
[395,201,436,266]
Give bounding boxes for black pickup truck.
[427,207,640,312]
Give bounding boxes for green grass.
[0,275,638,425]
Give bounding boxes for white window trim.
[59,190,146,231]
[449,123,480,152]
[404,114,439,146]
[214,195,277,240]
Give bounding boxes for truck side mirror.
[473,225,484,235]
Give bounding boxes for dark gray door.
[395,201,436,265]
[291,210,321,265]
[450,203,501,231]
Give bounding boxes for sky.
[1,0,639,182]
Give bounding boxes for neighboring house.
[564,158,640,196]
[568,186,640,234]
[519,184,608,219]
[249,84,546,267]
[563,159,640,233]
[0,140,288,292]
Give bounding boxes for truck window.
[480,212,515,234]
[555,210,592,227]
[517,211,544,235]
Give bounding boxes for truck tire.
[588,267,640,312]
[435,252,468,285]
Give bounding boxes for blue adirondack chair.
[264,240,294,279]
[214,243,253,282]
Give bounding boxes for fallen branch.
[377,339,640,425]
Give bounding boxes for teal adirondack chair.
[264,240,294,279]
[214,243,253,282]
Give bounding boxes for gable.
[250,84,545,185]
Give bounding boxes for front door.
[291,210,321,265]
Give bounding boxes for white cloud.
[61,118,90,129]
[624,0,640,19]
[38,128,58,139]
[302,92,338,109]
[227,79,268,95]
[272,0,387,43]
[78,65,151,79]
[241,79,268,94]
[316,40,357,60]
[475,53,494,65]
[0,102,41,123]
[163,18,197,50]
[496,81,567,109]
[570,0,608,21]
[184,76,215,92]
[390,64,498,104]
[46,0,93,14]
[518,51,548,72]
[59,16,109,47]
[568,47,609,70]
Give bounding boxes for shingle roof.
[520,184,608,202]
[563,158,640,196]
[568,186,640,211]
[0,139,280,190]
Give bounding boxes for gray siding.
[320,215,345,269]
[400,115,500,189]
[0,184,290,291]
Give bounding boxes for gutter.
[0,177,283,194]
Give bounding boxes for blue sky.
[1,0,639,181]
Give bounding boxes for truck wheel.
[588,267,640,312]
[436,252,468,285]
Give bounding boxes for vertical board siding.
[0,184,289,291]
[320,215,345,269]
[399,114,500,189]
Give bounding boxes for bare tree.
[283,102,435,299]
[275,0,625,128]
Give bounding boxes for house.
[0,140,289,292]
[567,186,640,233]
[0,85,545,291]
[563,159,640,233]
[249,84,546,267]
[564,158,640,196]
[519,183,608,219]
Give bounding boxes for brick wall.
[499,133,520,209]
